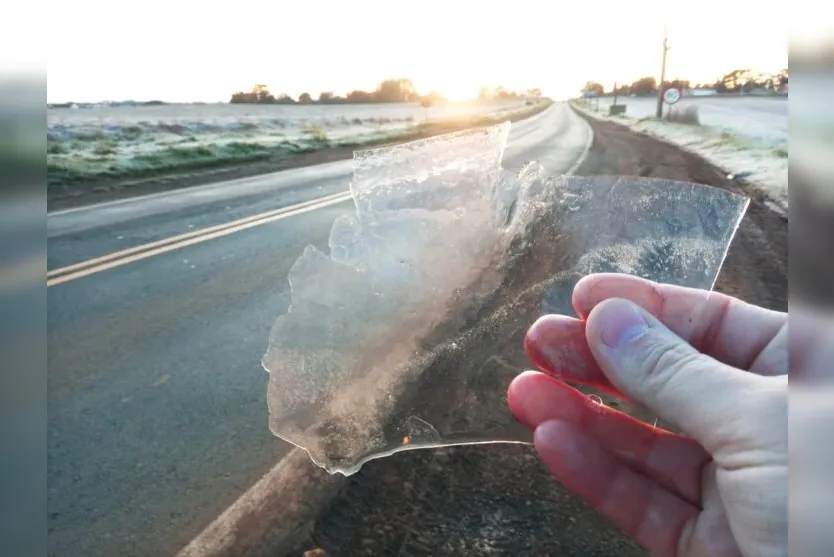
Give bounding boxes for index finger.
[571,273,786,373]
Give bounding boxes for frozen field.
[47,100,529,150]
[47,100,531,184]
[600,95,787,149]
[578,96,789,212]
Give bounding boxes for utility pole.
[655,27,670,118]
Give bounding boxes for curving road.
[46,102,591,557]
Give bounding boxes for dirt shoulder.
[47,102,551,212]
[574,113,788,312]
[186,110,787,557]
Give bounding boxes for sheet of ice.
[262,123,749,475]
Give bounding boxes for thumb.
[585,297,754,451]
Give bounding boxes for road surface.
[47,102,591,557]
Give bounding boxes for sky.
[45,0,788,103]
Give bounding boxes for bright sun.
[421,74,479,102]
[440,85,477,102]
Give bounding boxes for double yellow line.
[47,191,353,287]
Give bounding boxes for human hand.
[507,274,787,557]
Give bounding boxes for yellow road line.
[47,190,351,279]
[47,192,352,288]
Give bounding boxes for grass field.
[47,100,546,187]
[573,96,788,211]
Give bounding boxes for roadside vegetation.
[47,99,552,189]
[581,68,788,98]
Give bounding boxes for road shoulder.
[573,111,787,311]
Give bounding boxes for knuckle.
[635,336,701,394]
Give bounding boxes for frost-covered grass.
[47,100,539,186]
[48,140,312,185]
[573,97,788,212]
[589,95,787,147]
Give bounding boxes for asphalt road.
[46,102,591,557]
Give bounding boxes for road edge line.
[566,104,595,175]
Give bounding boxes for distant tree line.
[231,79,429,105]
[582,68,788,97]
[48,99,167,108]
[230,79,543,105]
[478,86,542,101]
[712,69,788,93]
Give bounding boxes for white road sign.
[663,87,682,105]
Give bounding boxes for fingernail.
[508,372,573,429]
[524,331,555,377]
[534,419,584,472]
[600,301,648,349]
[534,419,572,453]
[507,371,547,428]
[524,315,583,378]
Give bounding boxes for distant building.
[685,88,717,97]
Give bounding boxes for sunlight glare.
[46,0,787,103]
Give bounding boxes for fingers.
[572,273,786,374]
[524,314,615,392]
[508,371,709,504]
[584,297,777,453]
[534,419,697,557]
[526,273,786,392]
